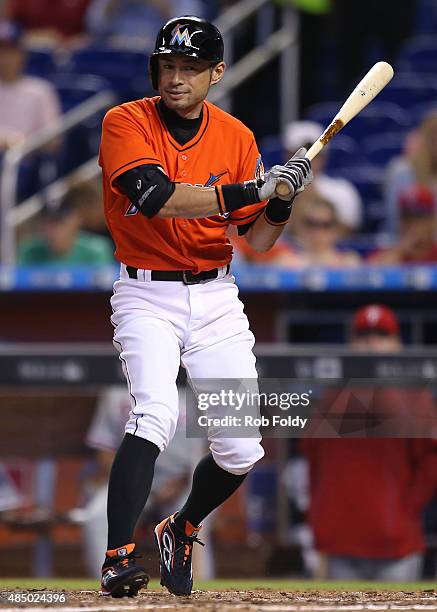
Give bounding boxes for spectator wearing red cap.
[369,185,437,264]
[351,304,402,352]
[300,304,437,581]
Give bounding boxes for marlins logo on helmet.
[170,24,201,48]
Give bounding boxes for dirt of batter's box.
[1,588,437,611]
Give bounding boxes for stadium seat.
[330,164,383,201]
[306,101,411,145]
[48,73,113,112]
[43,74,112,174]
[410,101,437,123]
[377,72,437,109]
[25,49,57,77]
[398,35,437,73]
[259,135,283,169]
[324,135,361,171]
[362,133,405,167]
[68,47,152,100]
[338,103,411,143]
[260,133,361,172]
[332,164,387,233]
[304,102,342,129]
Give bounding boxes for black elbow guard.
[115,164,175,218]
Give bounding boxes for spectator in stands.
[0,21,61,150]
[301,304,437,580]
[7,0,90,44]
[283,121,363,236]
[85,0,174,49]
[370,185,437,264]
[69,386,190,577]
[231,196,361,268]
[63,180,111,242]
[231,231,298,268]
[288,196,361,267]
[17,188,114,264]
[384,109,437,237]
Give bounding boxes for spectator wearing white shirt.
[0,20,61,151]
[283,121,363,236]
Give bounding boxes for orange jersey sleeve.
[228,137,267,227]
[99,104,162,195]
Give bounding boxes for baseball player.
[98,15,313,598]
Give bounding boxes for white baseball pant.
[110,264,264,475]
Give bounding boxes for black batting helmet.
[149,16,224,90]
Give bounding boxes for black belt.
[126,265,230,285]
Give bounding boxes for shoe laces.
[117,551,142,569]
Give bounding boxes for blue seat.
[44,74,112,174]
[68,47,152,100]
[48,73,113,112]
[324,135,361,171]
[306,102,411,145]
[377,72,437,109]
[410,101,437,124]
[305,102,342,128]
[362,133,405,167]
[330,164,383,202]
[339,103,411,143]
[260,133,361,172]
[259,135,283,169]
[398,35,437,73]
[25,49,56,77]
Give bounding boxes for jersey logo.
[170,25,201,48]
[204,171,227,187]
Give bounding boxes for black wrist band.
[264,196,294,224]
[216,180,262,214]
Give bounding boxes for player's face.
[158,56,225,118]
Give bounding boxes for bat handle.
[276,140,322,196]
[305,139,324,161]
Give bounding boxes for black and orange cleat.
[100,543,149,598]
[154,513,204,596]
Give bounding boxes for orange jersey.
[99,96,266,273]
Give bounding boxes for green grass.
[0,578,435,591]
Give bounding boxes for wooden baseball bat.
[276,61,394,197]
